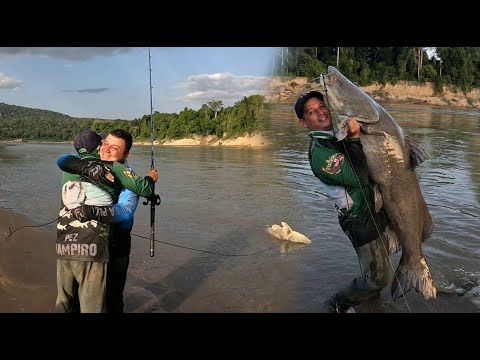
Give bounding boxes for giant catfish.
[321,66,436,300]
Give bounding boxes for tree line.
[273,47,480,94]
[0,95,266,142]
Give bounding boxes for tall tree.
[417,47,424,81]
[206,100,224,119]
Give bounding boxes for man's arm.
[57,154,157,197]
[71,188,139,223]
[110,162,157,198]
[57,154,114,185]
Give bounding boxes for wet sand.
[0,209,56,312]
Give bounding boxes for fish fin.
[382,225,401,254]
[335,117,349,141]
[373,183,384,213]
[281,222,292,235]
[422,211,434,242]
[287,231,311,244]
[391,255,437,300]
[406,136,429,169]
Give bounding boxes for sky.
[425,47,439,60]
[0,47,275,120]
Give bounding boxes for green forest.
[0,95,266,142]
[273,47,480,95]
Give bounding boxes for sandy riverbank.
[134,132,270,148]
[2,133,271,149]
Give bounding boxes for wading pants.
[322,235,390,313]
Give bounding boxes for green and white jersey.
[307,131,387,247]
[308,130,371,216]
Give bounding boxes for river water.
[0,101,479,313]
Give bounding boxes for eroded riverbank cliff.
[264,76,480,109]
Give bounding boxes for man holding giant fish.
[294,67,436,312]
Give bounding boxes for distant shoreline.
[134,132,269,148]
[1,132,271,148]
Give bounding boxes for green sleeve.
[110,162,155,198]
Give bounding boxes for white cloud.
[0,47,133,60]
[175,72,269,104]
[425,47,440,60]
[0,73,22,90]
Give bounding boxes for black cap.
[294,90,324,119]
[74,129,106,155]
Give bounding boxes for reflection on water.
[0,143,30,161]
[0,102,479,313]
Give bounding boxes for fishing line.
[323,74,381,312]
[2,206,273,257]
[3,173,110,242]
[321,73,413,313]
[3,171,124,242]
[333,121,416,311]
[131,232,273,257]
[3,216,61,242]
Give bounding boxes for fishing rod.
[143,47,161,257]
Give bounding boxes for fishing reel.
[143,193,161,206]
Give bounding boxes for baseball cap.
[294,90,324,119]
[74,129,106,155]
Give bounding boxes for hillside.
[0,102,130,141]
[0,102,75,122]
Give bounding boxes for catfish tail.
[391,255,437,300]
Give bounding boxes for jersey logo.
[122,169,138,179]
[321,153,344,174]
